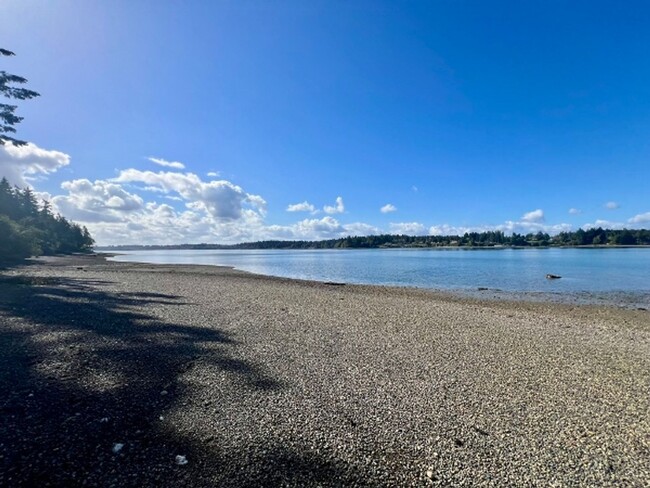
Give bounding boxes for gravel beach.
[1,254,648,487]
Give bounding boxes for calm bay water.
[108,248,650,296]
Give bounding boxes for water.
[107,248,650,298]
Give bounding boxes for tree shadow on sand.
[0,273,365,487]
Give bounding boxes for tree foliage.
[0,178,94,261]
[1,48,40,146]
[102,227,650,251]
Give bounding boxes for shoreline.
[96,244,650,251]
[102,252,650,310]
[1,254,649,486]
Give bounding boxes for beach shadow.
[0,272,364,486]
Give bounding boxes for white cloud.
[148,157,185,169]
[582,219,625,230]
[428,219,572,236]
[380,203,397,214]
[82,204,221,245]
[286,201,316,213]
[521,209,545,223]
[0,142,70,187]
[55,183,268,246]
[246,194,267,213]
[207,171,220,177]
[113,169,265,221]
[294,216,343,236]
[323,196,345,214]
[68,209,380,246]
[344,222,381,236]
[568,208,582,215]
[52,179,145,223]
[44,168,278,245]
[264,217,379,241]
[604,201,620,210]
[429,224,473,236]
[389,222,426,235]
[628,212,650,224]
[498,220,571,234]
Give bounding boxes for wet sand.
[1,254,648,486]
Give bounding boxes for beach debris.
[112,443,124,454]
[546,274,562,279]
[477,287,489,291]
[324,281,346,286]
[175,455,188,465]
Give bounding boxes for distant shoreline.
[94,228,650,251]
[96,244,650,251]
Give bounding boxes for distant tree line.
[102,228,650,251]
[0,178,94,261]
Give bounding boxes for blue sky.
[1,0,649,244]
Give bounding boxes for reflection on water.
[108,248,650,294]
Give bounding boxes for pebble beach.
[1,254,649,486]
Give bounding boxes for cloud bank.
[389,222,426,235]
[43,164,379,244]
[113,169,266,221]
[5,145,648,246]
[0,142,70,187]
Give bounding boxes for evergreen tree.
[0,182,95,262]
[0,177,13,216]
[1,48,40,146]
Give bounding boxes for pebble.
[2,254,648,487]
